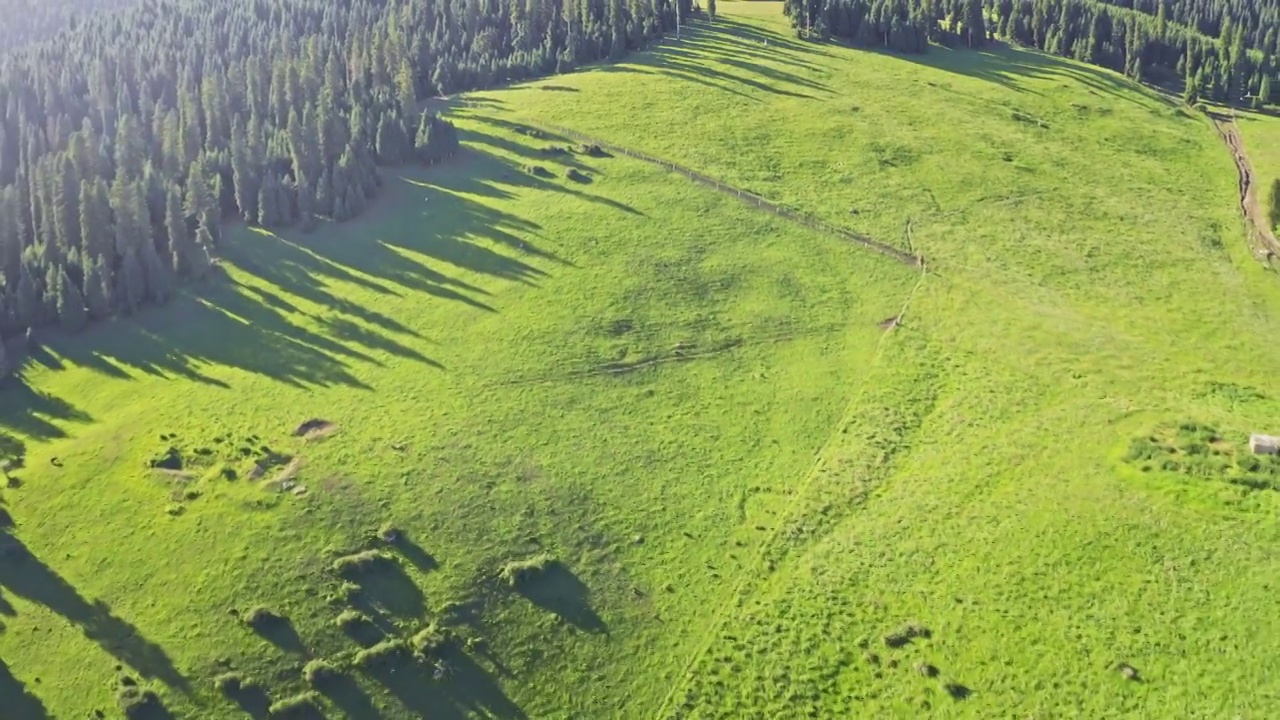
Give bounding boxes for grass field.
[4,3,1280,718]
[1237,107,1280,229]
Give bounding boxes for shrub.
[527,164,553,178]
[377,523,402,544]
[331,550,397,576]
[354,638,409,670]
[212,672,244,694]
[579,143,607,157]
[245,606,285,630]
[498,554,556,587]
[411,624,453,660]
[267,692,323,719]
[566,168,590,183]
[302,659,343,687]
[117,685,165,720]
[336,609,368,631]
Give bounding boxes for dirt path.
[1211,113,1280,260]
[523,120,925,267]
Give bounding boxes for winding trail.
[1211,113,1280,260]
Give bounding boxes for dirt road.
[1211,113,1280,260]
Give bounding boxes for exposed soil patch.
[878,315,901,331]
[1211,114,1280,261]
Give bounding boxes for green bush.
[117,685,165,720]
[244,606,285,630]
[498,554,556,587]
[302,659,343,687]
[354,638,409,670]
[331,550,397,576]
[411,624,453,660]
[267,692,323,719]
[336,609,368,631]
[212,672,244,694]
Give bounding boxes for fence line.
[533,122,923,267]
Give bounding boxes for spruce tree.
[192,223,215,279]
[83,256,113,320]
[56,267,88,333]
[964,0,986,48]
[1260,74,1274,109]
[118,248,146,314]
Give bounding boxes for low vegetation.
[3,4,1280,719]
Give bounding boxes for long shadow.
[897,41,1181,113]
[25,280,374,392]
[447,127,645,219]
[0,658,49,720]
[707,16,836,59]
[363,644,525,720]
[0,375,93,441]
[251,615,307,656]
[386,534,439,573]
[682,20,830,73]
[318,674,380,718]
[224,682,271,719]
[341,562,425,619]
[0,530,189,693]
[650,51,820,99]
[235,227,499,313]
[655,42,829,96]
[514,561,606,634]
[594,62,759,102]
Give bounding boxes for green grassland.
[4,3,1280,718]
[1237,107,1280,222]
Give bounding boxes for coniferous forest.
[0,0,681,375]
[785,0,1277,104]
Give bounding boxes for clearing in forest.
[3,3,1280,719]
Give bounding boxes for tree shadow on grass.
[0,375,93,442]
[386,534,438,573]
[425,127,645,220]
[363,646,525,720]
[224,683,271,719]
[514,561,607,634]
[894,41,1182,113]
[318,674,380,718]
[25,281,374,392]
[0,657,49,720]
[0,530,189,693]
[342,562,426,619]
[252,615,307,656]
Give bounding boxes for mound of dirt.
[878,315,901,331]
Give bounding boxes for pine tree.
[192,223,215,278]
[118,248,146,314]
[54,156,81,256]
[165,185,191,276]
[56,267,88,333]
[1259,73,1273,109]
[140,238,172,304]
[964,0,986,48]
[83,256,112,320]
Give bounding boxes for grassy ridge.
[3,2,1280,717]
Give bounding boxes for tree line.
[785,0,1277,105]
[0,0,135,51]
[0,0,680,376]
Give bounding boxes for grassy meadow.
[3,3,1280,718]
